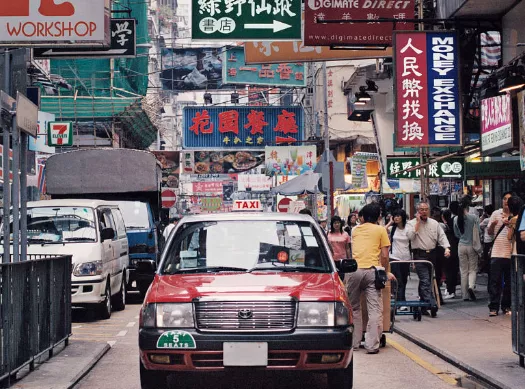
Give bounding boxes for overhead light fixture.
[354,93,366,105]
[204,92,212,105]
[499,66,525,93]
[356,86,371,101]
[231,91,239,104]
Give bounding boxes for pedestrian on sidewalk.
[453,198,482,302]
[432,207,446,289]
[407,201,451,316]
[487,191,514,316]
[442,209,459,299]
[385,209,411,309]
[327,216,351,262]
[346,203,391,354]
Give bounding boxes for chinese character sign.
[265,146,317,175]
[481,94,512,156]
[518,91,525,171]
[223,47,305,87]
[183,106,304,149]
[386,157,464,179]
[394,31,461,147]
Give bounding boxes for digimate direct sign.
[481,94,512,156]
[394,31,462,147]
[304,0,415,47]
[0,0,110,45]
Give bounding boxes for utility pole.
[322,62,332,226]
[2,50,10,264]
[418,0,427,201]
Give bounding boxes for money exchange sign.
[192,0,301,40]
[386,157,464,179]
[394,31,462,147]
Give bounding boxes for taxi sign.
[233,200,262,211]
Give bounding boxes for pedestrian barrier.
[0,255,72,387]
[511,254,525,368]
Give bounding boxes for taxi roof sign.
[233,200,262,211]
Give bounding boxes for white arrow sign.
[244,20,291,33]
[39,48,129,57]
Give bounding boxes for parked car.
[139,212,357,389]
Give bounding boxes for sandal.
[489,311,498,317]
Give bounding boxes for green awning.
[41,96,139,120]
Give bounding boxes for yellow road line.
[386,338,458,386]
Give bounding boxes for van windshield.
[117,201,150,229]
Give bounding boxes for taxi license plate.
[223,342,268,366]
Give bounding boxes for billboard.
[244,41,393,64]
[518,91,525,171]
[0,0,110,45]
[264,146,317,175]
[304,0,414,47]
[182,151,265,174]
[481,94,512,156]
[386,156,465,179]
[160,47,222,90]
[183,106,304,149]
[394,31,462,147]
[223,47,306,87]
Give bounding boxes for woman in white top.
[386,209,412,305]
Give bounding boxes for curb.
[394,327,509,389]
[66,343,111,389]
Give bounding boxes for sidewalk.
[393,273,524,389]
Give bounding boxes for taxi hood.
[148,272,339,302]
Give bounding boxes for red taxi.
[139,212,357,389]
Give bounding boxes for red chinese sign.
[192,181,224,194]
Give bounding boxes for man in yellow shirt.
[347,203,390,354]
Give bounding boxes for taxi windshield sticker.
[277,251,288,263]
[157,330,196,349]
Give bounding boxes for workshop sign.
[0,0,110,45]
[192,0,301,40]
[304,0,414,47]
[481,94,512,156]
[48,122,73,147]
[394,31,462,147]
[183,106,304,149]
[223,47,306,87]
[387,156,465,179]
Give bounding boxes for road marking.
[386,338,458,386]
[116,330,128,337]
[72,325,83,329]
[107,341,116,347]
[126,322,136,327]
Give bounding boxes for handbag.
[373,266,388,289]
[472,222,483,256]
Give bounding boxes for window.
[112,209,127,239]
[117,201,150,229]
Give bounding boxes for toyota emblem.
[238,309,253,319]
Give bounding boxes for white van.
[20,200,129,319]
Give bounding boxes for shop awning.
[270,171,323,196]
[41,96,140,120]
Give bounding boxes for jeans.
[390,259,409,301]
[488,257,511,312]
[458,244,478,299]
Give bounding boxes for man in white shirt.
[163,217,178,241]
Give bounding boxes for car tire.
[327,358,353,389]
[98,280,112,320]
[140,358,169,389]
[112,273,126,311]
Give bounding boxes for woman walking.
[327,216,351,262]
[454,199,482,301]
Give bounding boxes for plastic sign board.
[161,188,177,208]
[233,199,262,211]
[394,31,462,147]
[481,94,512,156]
[191,0,301,41]
[386,156,465,179]
[0,0,110,45]
[16,92,38,137]
[277,197,292,212]
[304,0,415,47]
[47,122,73,147]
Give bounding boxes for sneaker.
[443,293,456,300]
[468,288,477,301]
[503,308,512,316]
[489,310,498,317]
[398,306,410,312]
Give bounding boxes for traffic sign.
[191,0,301,41]
[162,189,177,209]
[277,197,292,213]
[33,19,136,59]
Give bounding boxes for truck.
[45,148,163,296]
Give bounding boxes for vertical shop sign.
[394,31,461,147]
[518,91,525,171]
[481,94,512,156]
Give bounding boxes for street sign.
[48,122,73,147]
[162,189,177,208]
[16,92,38,137]
[386,157,465,179]
[277,197,292,213]
[191,0,301,41]
[33,19,136,59]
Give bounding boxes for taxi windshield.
[161,220,330,274]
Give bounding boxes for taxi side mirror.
[338,259,358,273]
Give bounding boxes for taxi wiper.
[248,266,327,273]
[174,266,248,274]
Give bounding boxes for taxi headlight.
[156,303,194,328]
[297,302,334,327]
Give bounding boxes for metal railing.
[511,254,525,368]
[0,255,72,386]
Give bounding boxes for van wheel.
[112,274,126,311]
[98,281,112,320]
[327,359,353,389]
[140,358,168,389]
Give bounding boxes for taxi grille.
[194,300,296,332]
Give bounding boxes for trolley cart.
[390,260,439,321]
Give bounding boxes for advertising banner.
[481,94,512,156]
[29,111,56,153]
[0,0,110,45]
[394,31,462,147]
[47,122,73,147]
[265,146,317,176]
[223,47,306,87]
[351,152,379,189]
[238,174,272,191]
[152,151,180,189]
[161,47,222,91]
[518,91,525,171]
[244,41,393,64]
[0,144,13,182]
[304,0,414,47]
[183,106,304,149]
[182,150,265,174]
[386,156,465,179]
[192,181,224,194]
